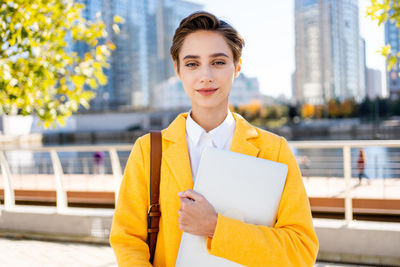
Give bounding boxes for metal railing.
[1,140,400,223]
[0,144,132,212]
[290,140,400,222]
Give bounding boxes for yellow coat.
[110,112,319,267]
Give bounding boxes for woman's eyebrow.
[182,53,229,60]
[210,53,229,58]
[183,55,199,60]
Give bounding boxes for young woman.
[110,11,319,267]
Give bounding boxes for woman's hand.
[178,189,218,238]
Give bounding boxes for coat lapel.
[162,113,194,192]
[230,113,260,158]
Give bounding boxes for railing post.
[0,151,15,209]
[343,146,353,222]
[50,150,68,212]
[109,149,122,204]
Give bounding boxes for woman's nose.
[199,66,213,84]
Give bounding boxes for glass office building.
[294,0,366,104]
[385,18,400,100]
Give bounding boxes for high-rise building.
[112,0,150,109]
[294,0,366,104]
[385,18,400,100]
[74,0,202,111]
[359,38,367,100]
[366,68,383,99]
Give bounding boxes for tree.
[314,105,325,119]
[377,97,390,117]
[367,1,400,73]
[359,97,373,119]
[266,105,281,120]
[301,103,314,119]
[238,99,262,122]
[287,104,298,122]
[0,0,123,128]
[390,98,400,115]
[341,99,356,118]
[327,99,341,118]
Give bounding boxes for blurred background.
[0,0,399,266]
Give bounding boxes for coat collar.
[229,112,260,157]
[161,112,260,191]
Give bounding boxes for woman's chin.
[191,101,227,111]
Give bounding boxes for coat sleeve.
[206,137,319,267]
[109,136,152,267]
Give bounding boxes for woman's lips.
[196,88,218,96]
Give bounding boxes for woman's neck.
[190,105,229,133]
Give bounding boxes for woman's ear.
[174,61,181,79]
[234,58,242,78]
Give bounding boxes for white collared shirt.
[185,110,236,182]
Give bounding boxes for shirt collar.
[186,111,205,146]
[186,110,235,149]
[208,111,235,149]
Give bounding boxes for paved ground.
[0,237,369,267]
[0,238,117,267]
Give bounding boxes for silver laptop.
[176,146,288,267]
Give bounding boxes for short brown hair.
[170,11,245,71]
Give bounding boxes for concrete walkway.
[0,237,369,267]
[0,237,116,267]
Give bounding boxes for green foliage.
[367,0,400,73]
[366,0,391,26]
[0,0,121,128]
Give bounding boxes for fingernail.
[178,192,183,197]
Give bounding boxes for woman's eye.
[213,61,226,66]
[185,62,198,67]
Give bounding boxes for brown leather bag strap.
[147,130,162,264]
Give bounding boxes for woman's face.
[174,30,241,111]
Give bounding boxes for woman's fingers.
[179,197,194,211]
[178,189,203,202]
[177,190,217,237]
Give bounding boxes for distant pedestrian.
[357,148,368,184]
[93,151,105,175]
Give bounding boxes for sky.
[192,0,387,99]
